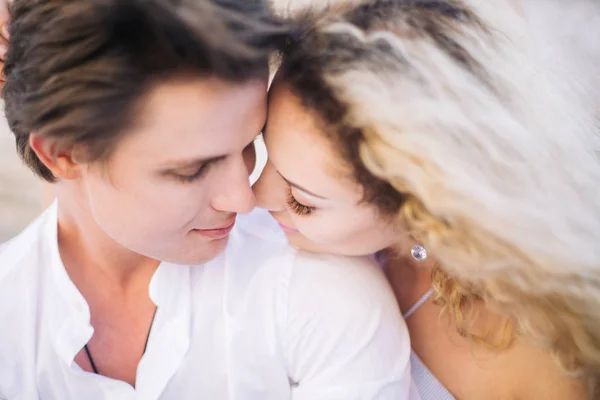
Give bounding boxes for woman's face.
[77,77,267,265]
[253,82,397,256]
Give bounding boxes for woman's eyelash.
[285,187,315,216]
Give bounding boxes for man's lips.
[192,218,236,239]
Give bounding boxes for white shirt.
[0,203,417,400]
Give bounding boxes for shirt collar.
[136,263,192,395]
[44,201,193,388]
[44,201,94,366]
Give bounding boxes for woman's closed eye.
[286,186,316,216]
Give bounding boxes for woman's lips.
[277,221,299,234]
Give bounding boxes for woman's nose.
[253,159,287,212]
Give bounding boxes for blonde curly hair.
[276,0,600,392]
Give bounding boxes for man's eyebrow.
[162,135,259,170]
[278,172,328,200]
[162,155,226,170]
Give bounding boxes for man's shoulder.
[229,209,392,301]
[0,207,53,283]
[288,251,396,310]
[0,206,59,375]
[0,240,9,255]
[0,233,40,397]
[0,218,47,370]
[0,236,33,283]
[224,208,291,273]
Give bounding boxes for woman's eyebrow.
[278,172,328,200]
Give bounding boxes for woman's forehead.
[265,85,362,204]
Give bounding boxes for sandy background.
[0,107,42,242]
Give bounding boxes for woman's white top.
[0,203,418,400]
[410,353,455,400]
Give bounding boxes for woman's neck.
[379,248,434,314]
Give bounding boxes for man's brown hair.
[3,0,289,181]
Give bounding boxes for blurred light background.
[0,114,42,241]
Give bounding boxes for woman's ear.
[28,134,83,180]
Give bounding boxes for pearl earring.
[411,244,427,261]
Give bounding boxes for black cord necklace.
[84,307,158,375]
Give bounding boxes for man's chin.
[162,236,230,266]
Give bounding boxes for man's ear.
[28,134,83,180]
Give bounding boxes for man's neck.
[55,188,159,296]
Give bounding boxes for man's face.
[80,77,267,265]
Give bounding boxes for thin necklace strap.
[84,343,99,374]
[142,307,158,354]
[85,306,158,376]
[402,289,433,319]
